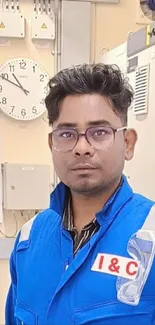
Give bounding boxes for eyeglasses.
[49,125,127,153]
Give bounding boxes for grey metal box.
[61,1,91,69]
[2,163,50,210]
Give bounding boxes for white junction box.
[31,14,55,40]
[2,163,50,210]
[0,11,25,38]
[100,42,127,75]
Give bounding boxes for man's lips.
[71,164,97,170]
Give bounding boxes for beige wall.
[0,0,147,322]
[94,0,143,62]
[0,1,54,323]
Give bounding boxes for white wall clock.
[0,58,50,121]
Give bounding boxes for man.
[5,64,155,325]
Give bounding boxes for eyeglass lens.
[51,126,114,152]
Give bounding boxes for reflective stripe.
[117,204,155,306]
[142,204,155,232]
[19,214,38,243]
[18,204,155,244]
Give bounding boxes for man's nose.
[73,135,95,156]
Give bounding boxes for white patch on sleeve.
[19,214,38,242]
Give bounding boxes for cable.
[0,211,18,238]
[20,210,28,222]
[16,0,19,12]
[5,0,9,11]
[28,211,32,220]
[11,0,14,12]
[34,0,37,13]
[43,0,46,14]
[38,0,42,14]
[21,210,35,222]
[48,0,51,15]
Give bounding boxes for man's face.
[49,94,136,194]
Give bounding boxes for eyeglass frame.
[49,125,127,153]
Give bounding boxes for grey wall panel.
[61,1,91,69]
[150,22,155,46]
[0,238,15,259]
[127,21,155,58]
[127,28,146,57]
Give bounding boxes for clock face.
[0,58,50,121]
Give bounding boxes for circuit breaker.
[2,163,50,210]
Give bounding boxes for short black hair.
[45,63,133,125]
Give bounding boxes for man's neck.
[70,178,122,233]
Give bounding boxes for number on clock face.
[0,58,50,121]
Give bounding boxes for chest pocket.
[72,297,155,325]
[14,301,38,325]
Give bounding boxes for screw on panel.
[148,28,155,37]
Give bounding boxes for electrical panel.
[100,42,127,75]
[31,13,55,40]
[100,37,155,201]
[2,163,50,210]
[0,12,25,38]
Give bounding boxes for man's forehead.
[54,94,122,128]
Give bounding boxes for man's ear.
[125,128,137,161]
[48,133,52,151]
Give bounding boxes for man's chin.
[70,179,104,195]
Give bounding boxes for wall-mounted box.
[2,163,50,210]
[0,11,25,38]
[31,14,55,40]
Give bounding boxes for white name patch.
[91,253,140,280]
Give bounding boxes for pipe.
[91,3,96,63]
[53,0,61,187]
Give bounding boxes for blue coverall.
[5,176,155,325]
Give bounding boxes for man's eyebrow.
[56,120,112,128]
[87,120,112,126]
[56,122,78,128]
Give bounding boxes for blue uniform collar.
[96,176,133,225]
[50,175,133,222]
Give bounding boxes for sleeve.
[5,233,20,325]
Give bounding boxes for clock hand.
[0,75,29,94]
[12,73,29,96]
